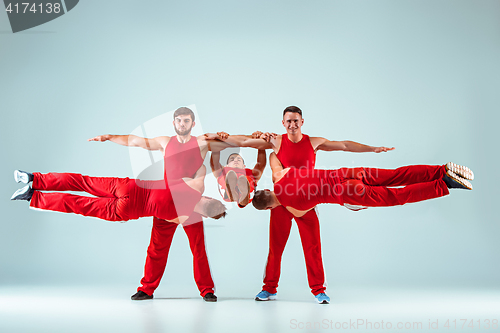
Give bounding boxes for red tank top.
[274,168,342,211]
[164,136,203,181]
[276,134,316,169]
[130,179,201,221]
[217,167,256,191]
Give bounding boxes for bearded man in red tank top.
[89,107,230,302]
[217,106,394,304]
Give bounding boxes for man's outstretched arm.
[314,137,395,153]
[88,134,169,151]
[215,133,274,150]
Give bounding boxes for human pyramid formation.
[11,106,474,304]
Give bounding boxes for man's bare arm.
[210,151,224,179]
[314,137,395,153]
[218,135,274,150]
[88,134,169,151]
[251,149,267,182]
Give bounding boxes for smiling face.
[226,153,245,169]
[282,112,304,136]
[173,114,194,136]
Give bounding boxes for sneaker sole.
[255,296,277,301]
[11,185,31,200]
[317,300,330,304]
[237,175,250,207]
[447,170,473,190]
[225,171,238,202]
[446,162,474,181]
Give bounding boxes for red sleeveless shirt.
[274,168,342,211]
[130,179,201,221]
[276,134,316,169]
[163,136,203,182]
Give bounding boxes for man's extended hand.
[374,146,395,153]
[88,135,111,142]
[216,131,229,140]
[260,132,277,142]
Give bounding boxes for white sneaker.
[14,170,33,184]
[446,162,474,180]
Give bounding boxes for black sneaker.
[443,170,472,190]
[131,291,153,300]
[203,292,217,302]
[14,170,34,184]
[11,185,34,201]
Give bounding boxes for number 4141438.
[5,3,62,14]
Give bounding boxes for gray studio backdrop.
[1,0,499,297]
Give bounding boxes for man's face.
[173,115,194,136]
[226,154,245,169]
[282,112,304,135]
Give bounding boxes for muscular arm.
[314,137,395,153]
[221,135,274,150]
[269,152,284,183]
[251,149,267,182]
[209,151,224,179]
[88,134,169,151]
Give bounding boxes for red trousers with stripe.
[29,172,214,297]
[264,207,325,295]
[336,165,449,207]
[30,172,133,221]
[137,215,215,297]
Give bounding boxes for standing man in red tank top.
[89,107,229,302]
[218,106,394,304]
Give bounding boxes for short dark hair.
[173,107,195,122]
[283,106,302,117]
[226,153,244,165]
[204,197,227,219]
[252,190,273,210]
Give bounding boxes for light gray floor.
[1,285,498,333]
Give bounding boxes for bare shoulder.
[270,134,283,152]
[308,136,328,150]
[155,136,171,149]
[155,136,170,147]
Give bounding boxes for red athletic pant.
[336,165,449,207]
[30,172,132,221]
[264,207,325,295]
[137,214,215,297]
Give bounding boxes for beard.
[174,125,193,136]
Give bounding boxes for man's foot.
[255,290,277,301]
[443,170,473,190]
[131,291,153,300]
[225,170,239,202]
[203,292,217,302]
[14,170,34,184]
[314,292,330,304]
[237,175,251,207]
[446,162,474,180]
[10,185,34,201]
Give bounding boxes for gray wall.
[1,0,498,294]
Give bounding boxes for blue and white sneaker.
[255,290,277,301]
[11,185,34,201]
[315,293,330,304]
[14,170,34,184]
